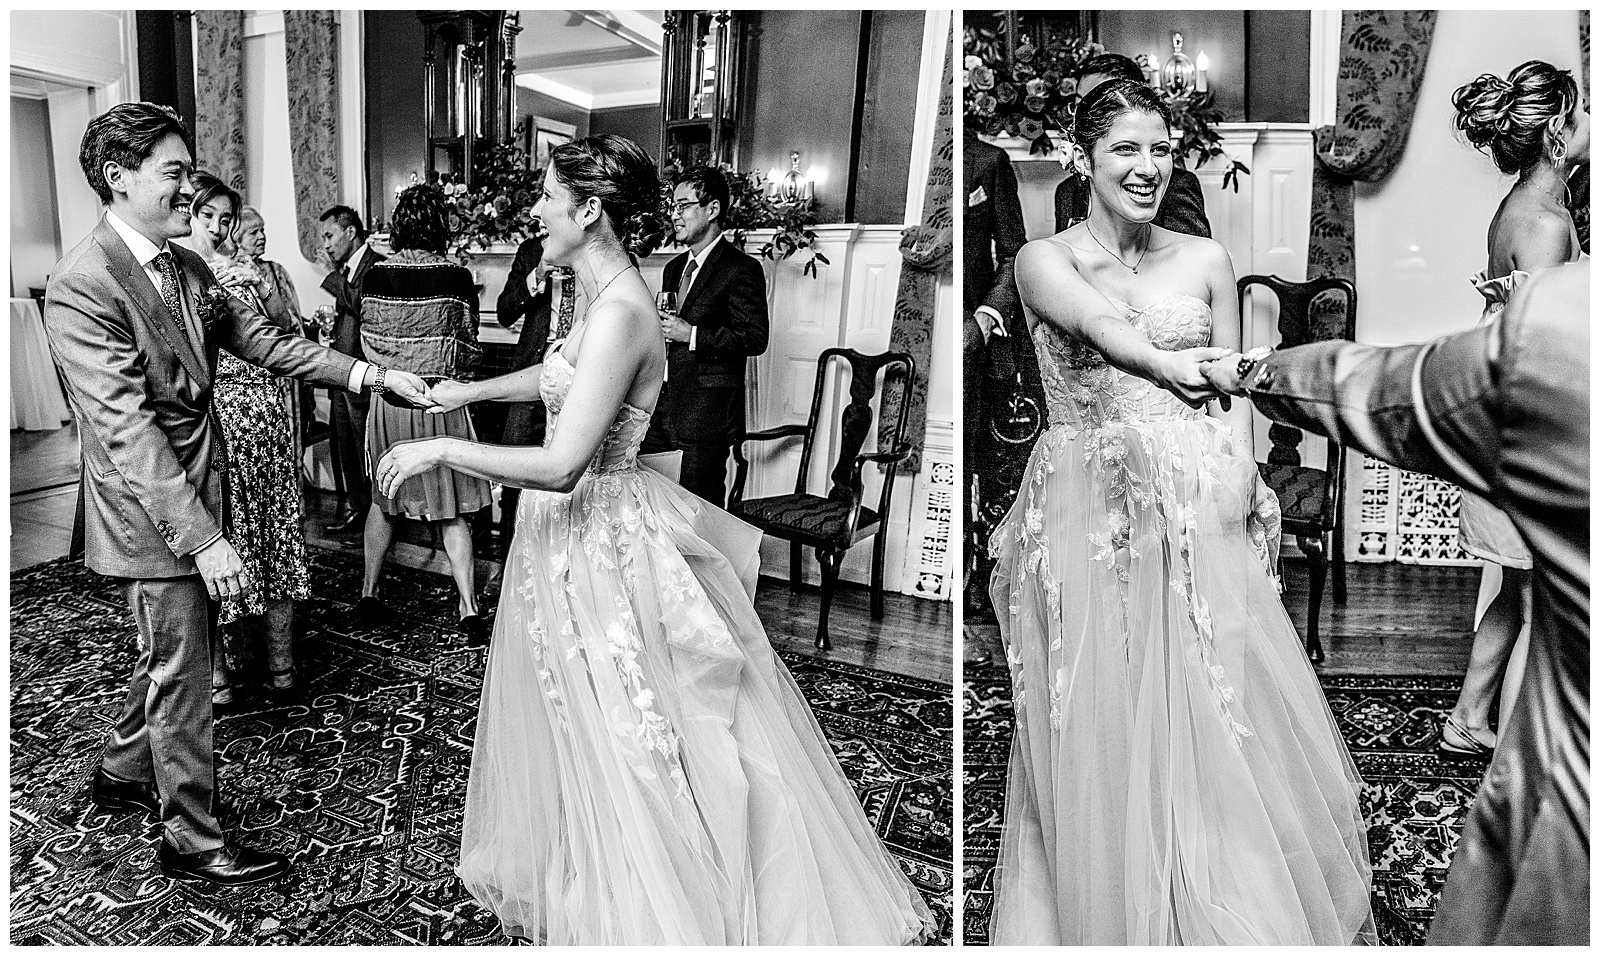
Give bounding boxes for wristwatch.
[1235,347,1274,388]
[371,366,389,395]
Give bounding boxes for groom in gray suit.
[44,102,432,886]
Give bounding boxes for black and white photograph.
[9,8,955,945]
[961,8,1588,947]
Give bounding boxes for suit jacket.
[964,131,1027,327]
[496,235,554,371]
[320,244,385,361]
[1247,262,1589,945]
[44,216,357,579]
[1053,165,1212,238]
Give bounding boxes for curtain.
[284,11,344,264]
[192,10,247,191]
[878,40,954,473]
[1306,11,1437,340]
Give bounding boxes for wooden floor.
[964,553,1480,679]
[8,424,953,683]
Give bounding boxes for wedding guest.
[319,204,385,533]
[184,174,309,703]
[1202,260,1590,946]
[641,164,768,508]
[1439,60,1588,756]
[45,101,431,886]
[962,128,1030,629]
[357,184,491,642]
[1053,53,1211,237]
[235,205,317,453]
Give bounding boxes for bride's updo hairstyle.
[1071,78,1173,157]
[548,134,666,258]
[1453,60,1579,174]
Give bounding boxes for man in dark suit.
[1053,53,1212,238]
[318,204,386,532]
[963,128,1032,625]
[492,234,561,551]
[43,103,431,886]
[1203,262,1589,945]
[643,165,769,508]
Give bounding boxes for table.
[11,298,72,430]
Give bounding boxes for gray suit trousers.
[102,576,225,853]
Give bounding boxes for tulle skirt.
[988,417,1376,945]
[457,464,933,944]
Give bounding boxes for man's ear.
[706,199,722,224]
[102,161,128,199]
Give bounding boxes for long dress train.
[988,293,1376,944]
[457,350,934,945]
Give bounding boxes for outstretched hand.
[1200,352,1247,411]
[1157,347,1234,408]
[380,369,436,410]
[375,438,447,500]
[426,379,476,415]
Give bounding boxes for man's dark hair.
[673,165,730,225]
[319,204,367,241]
[78,102,192,206]
[1075,53,1146,86]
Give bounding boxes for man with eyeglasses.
[643,165,770,508]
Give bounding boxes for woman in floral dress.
[186,172,309,702]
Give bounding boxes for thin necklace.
[587,265,629,303]
[1086,222,1151,274]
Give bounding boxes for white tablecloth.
[11,298,72,431]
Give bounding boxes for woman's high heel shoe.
[1439,713,1495,756]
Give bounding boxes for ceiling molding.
[516,45,652,74]
[589,89,661,110]
[516,72,595,111]
[575,10,662,55]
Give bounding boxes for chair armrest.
[741,424,808,443]
[852,443,912,473]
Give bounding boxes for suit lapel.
[97,218,210,388]
[679,241,728,317]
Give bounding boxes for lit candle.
[1196,52,1209,93]
[1149,53,1161,88]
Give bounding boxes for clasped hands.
[1157,347,1252,410]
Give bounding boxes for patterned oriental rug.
[962,659,1491,946]
[10,551,952,945]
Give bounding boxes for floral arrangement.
[437,144,543,261]
[963,18,1249,191]
[662,160,829,277]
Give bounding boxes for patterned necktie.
[153,251,200,347]
[552,274,576,342]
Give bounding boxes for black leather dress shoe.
[324,509,361,533]
[90,769,159,818]
[158,841,291,887]
[460,614,489,647]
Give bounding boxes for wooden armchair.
[728,348,915,650]
[1237,274,1357,663]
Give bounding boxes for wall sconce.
[767,151,816,207]
[1160,32,1213,105]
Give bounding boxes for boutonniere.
[197,284,234,330]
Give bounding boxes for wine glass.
[655,291,677,319]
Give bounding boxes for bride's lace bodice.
[539,350,651,475]
[1034,293,1212,431]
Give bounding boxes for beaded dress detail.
[988,295,1375,944]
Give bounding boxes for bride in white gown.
[375,135,933,945]
[987,81,1375,944]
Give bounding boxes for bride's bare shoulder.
[1017,230,1086,276]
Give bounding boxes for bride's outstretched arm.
[377,301,651,496]
[427,363,545,413]
[1015,239,1229,405]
